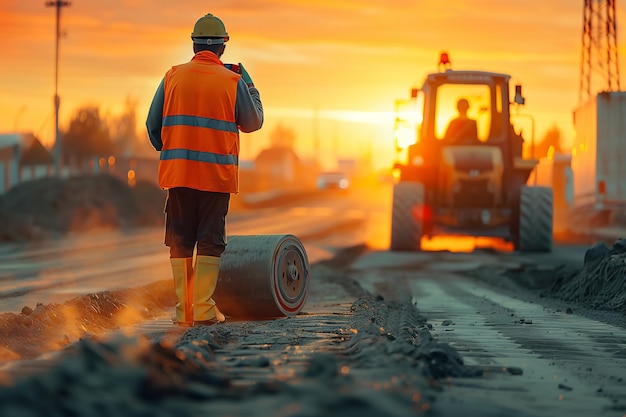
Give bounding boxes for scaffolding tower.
[579,0,621,104]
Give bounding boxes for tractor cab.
[401,68,528,184]
[390,53,552,252]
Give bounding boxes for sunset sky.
[1,0,625,170]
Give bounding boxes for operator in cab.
[443,98,479,144]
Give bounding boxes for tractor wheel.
[517,185,553,252]
[390,181,424,251]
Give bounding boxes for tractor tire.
[518,185,553,252]
[390,181,424,251]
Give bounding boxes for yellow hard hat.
[191,13,229,44]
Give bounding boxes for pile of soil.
[468,239,626,315]
[548,239,626,311]
[0,175,166,242]
[0,280,176,362]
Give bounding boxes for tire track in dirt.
[0,246,525,417]
[409,275,626,416]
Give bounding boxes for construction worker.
[146,13,264,327]
[443,98,479,144]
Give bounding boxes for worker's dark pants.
[164,187,230,258]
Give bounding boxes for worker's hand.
[238,63,254,87]
[224,63,254,87]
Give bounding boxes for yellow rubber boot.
[170,257,194,327]
[194,255,226,323]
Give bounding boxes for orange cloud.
[0,0,624,167]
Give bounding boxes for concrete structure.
[572,91,626,210]
[0,135,20,194]
[0,132,54,194]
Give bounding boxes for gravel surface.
[1,241,624,416]
[0,247,534,417]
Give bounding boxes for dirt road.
[2,242,626,416]
[1,180,626,416]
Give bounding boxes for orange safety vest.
[159,51,241,193]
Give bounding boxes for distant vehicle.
[316,172,350,191]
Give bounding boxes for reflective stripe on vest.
[160,148,238,165]
[162,115,238,133]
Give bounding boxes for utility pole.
[579,0,620,104]
[46,0,71,176]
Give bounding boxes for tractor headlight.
[394,127,417,150]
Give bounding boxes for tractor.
[390,53,553,252]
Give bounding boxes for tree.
[108,96,152,157]
[269,123,296,149]
[62,105,116,160]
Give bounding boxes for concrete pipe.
[214,234,310,319]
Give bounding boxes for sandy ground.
[1,175,625,416]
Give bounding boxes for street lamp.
[513,110,536,185]
[45,0,71,176]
